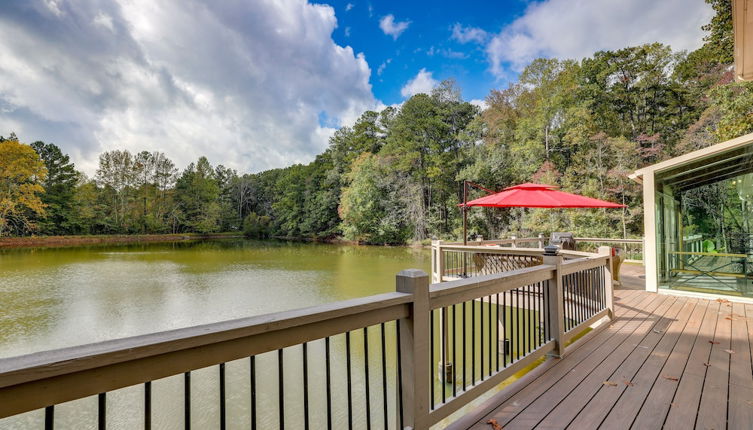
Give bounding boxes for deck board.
[727,302,753,429]
[464,290,753,430]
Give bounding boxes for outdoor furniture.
[549,232,576,250]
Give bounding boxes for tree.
[0,137,47,236]
[243,212,271,239]
[30,141,81,234]
[175,157,221,233]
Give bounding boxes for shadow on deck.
[450,266,753,430]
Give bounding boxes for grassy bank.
[0,232,244,249]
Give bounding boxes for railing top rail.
[428,264,555,309]
[438,244,544,254]
[574,237,643,244]
[561,255,609,275]
[439,237,542,246]
[436,244,597,260]
[0,291,411,391]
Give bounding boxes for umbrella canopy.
[463,183,626,208]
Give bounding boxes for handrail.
[0,292,411,419]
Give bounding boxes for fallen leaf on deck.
[603,380,618,386]
[487,419,503,430]
[725,349,735,354]
[623,380,634,386]
[653,329,663,334]
[709,340,720,345]
[716,298,730,304]
[702,362,711,367]
[663,375,679,382]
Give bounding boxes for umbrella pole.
[463,180,468,246]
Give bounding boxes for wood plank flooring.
[466,290,753,430]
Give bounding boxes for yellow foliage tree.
[0,137,47,235]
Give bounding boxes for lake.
[0,239,431,429]
[0,239,430,359]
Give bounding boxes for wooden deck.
[457,285,753,429]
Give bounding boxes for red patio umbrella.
[460,182,626,245]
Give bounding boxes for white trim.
[658,288,753,304]
[632,132,753,177]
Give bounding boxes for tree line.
[0,0,748,244]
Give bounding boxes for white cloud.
[486,0,715,77]
[379,14,410,40]
[345,3,354,11]
[92,12,114,32]
[451,23,488,44]
[400,68,439,98]
[0,0,381,174]
[377,59,391,76]
[470,99,488,111]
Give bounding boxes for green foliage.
[30,141,80,234]
[1,4,746,244]
[243,212,271,239]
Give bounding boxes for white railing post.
[543,246,565,358]
[511,235,517,248]
[396,269,431,430]
[598,246,615,319]
[538,233,545,248]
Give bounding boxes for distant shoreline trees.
[0,1,748,245]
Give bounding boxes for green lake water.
[0,239,539,429]
[0,239,430,429]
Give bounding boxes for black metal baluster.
[579,272,584,322]
[325,337,332,430]
[430,309,435,408]
[45,406,54,430]
[441,309,446,404]
[346,332,353,430]
[531,284,536,349]
[303,343,309,430]
[488,295,492,377]
[562,275,572,331]
[462,301,466,391]
[184,372,191,430]
[363,328,371,430]
[219,363,226,430]
[380,323,388,429]
[145,382,151,430]
[396,321,404,430]
[521,285,531,357]
[480,296,484,380]
[98,393,106,430]
[452,303,457,397]
[538,283,543,346]
[502,291,507,367]
[278,349,285,430]
[496,293,500,372]
[545,280,551,341]
[516,289,521,361]
[471,299,476,384]
[250,356,256,430]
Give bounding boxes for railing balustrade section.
[0,248,613,430]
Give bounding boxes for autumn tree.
[0,136,47,236]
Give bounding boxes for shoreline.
[0,233,431,250]
[0,233,244,249]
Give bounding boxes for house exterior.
[631,133,753,300]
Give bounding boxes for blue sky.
[327,0,529,104]
[0,0,714,174]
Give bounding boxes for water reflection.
[0,240,429,428]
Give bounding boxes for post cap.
[543,245,560,256]
[397,268,428,278]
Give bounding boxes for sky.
[0,0,714,175]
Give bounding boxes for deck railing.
[0,248,613,430]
